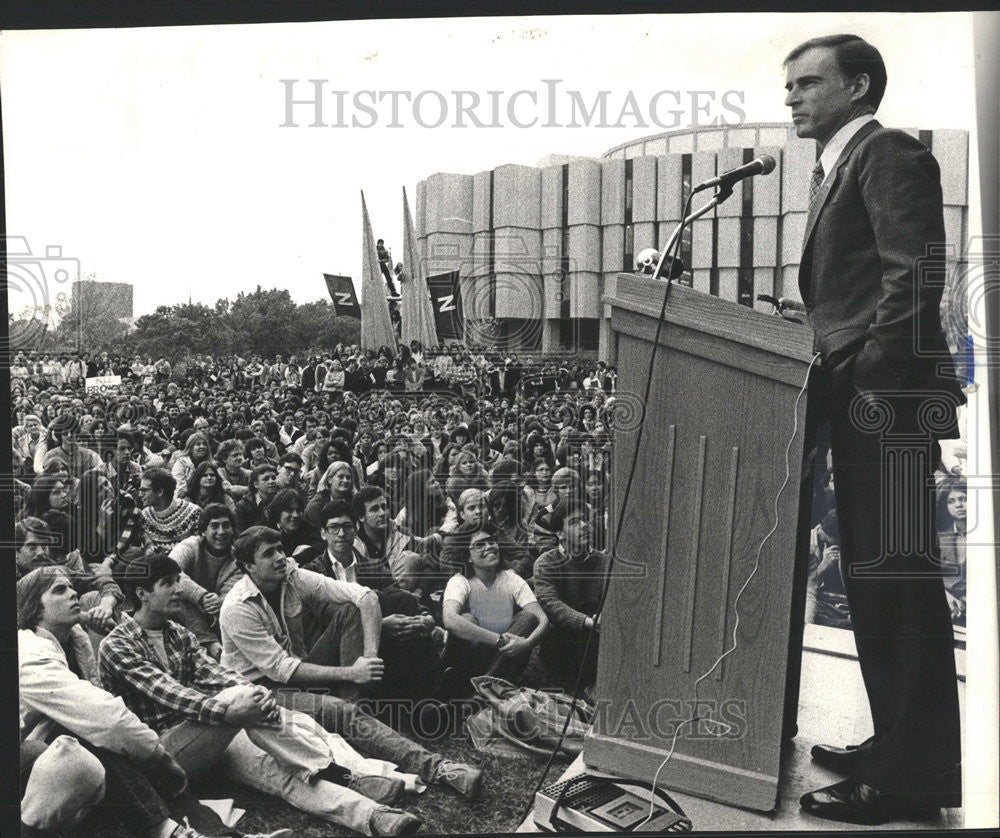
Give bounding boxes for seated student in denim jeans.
[218,526,483,804]
[100,552,423,838]
[439,522,549,698]
[17,566,289,838]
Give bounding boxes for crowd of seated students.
[803,425,969,633]
[12,342,617,836]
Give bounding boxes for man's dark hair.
[142,466,176,501]
[267,488,305,527]
[232,525,281,571]
[198,503,236,534]
[784,34,887,110]
[452,521,504,577]
[278,452,303,469]
[244,437,267,457]
[490,460,521,485]
[320,499,356,529]
[352,485,385,521]
[549,498,589,533]
[115,426,140,451]
[820,509,840,542]
[121,552,182,605]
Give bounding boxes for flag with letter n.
[323,274,361,318]
[427,270,463,340]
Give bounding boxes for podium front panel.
[584,274,816,812]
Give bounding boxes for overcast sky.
[1,11,979,319]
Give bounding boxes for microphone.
[692,155,776,194]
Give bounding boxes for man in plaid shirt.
[99,553,429,837]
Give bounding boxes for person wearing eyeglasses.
[275,453,305,493]
[299,499,444,705]
[439,523,549,699]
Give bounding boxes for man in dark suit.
[782,35,964,825]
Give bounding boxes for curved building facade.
[416,122,968,360]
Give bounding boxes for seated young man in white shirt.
[219,526,484,802]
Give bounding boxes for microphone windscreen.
[759,155,777,175]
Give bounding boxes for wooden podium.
[582,274,817,812]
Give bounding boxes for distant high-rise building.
[70,280,135,328]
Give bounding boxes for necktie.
[808,161,825,210]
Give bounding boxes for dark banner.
[323,274,361,318]
[426,270,462,341]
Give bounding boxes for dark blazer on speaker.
[798,118,963,806]
[798,119,964,430]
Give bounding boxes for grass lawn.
[190,651,578,836]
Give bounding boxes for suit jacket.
[798,120,964,434]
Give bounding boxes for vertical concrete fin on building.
[753,146,783,217]
[631,156,658,224]
[716,146,747,219]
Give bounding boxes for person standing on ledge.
[781,34,964,825]
[376,239,399,297]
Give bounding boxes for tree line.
[10,284,360,363]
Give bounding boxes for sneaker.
[348,773,406,805]
[370,807,423,837]
[433,759,483,800]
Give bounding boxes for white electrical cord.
[635,350,822,828]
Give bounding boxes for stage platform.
[518,624,966,832]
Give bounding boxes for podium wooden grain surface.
[583,274,817,811]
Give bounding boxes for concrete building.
[415,122,969,360]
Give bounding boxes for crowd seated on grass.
[12,342,619,836]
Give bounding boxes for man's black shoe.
[800,778,939,825]
[809,739,872,774]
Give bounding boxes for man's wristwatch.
[496,633,508,649]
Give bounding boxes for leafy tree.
[228,287,298,358]
[124,302,234,361]
[293,299,359,354]
[11,275,363,363]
